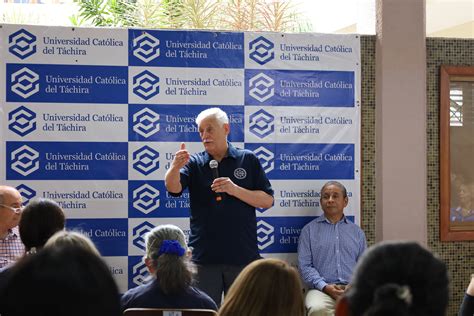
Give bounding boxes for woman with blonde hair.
[218,258,305,316]
[121,224,217,311]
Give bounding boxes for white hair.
[195,107,229,126]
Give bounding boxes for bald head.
[0,186,21,205]
[0,186,23,231]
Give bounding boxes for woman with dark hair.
[335,241,449,316]
[0,244,121,316]
[121,224,217,311]
[218,258,305,316]
[0,198,65,290]
[460,275,474,316]
[19,198,65,254]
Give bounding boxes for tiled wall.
[360,35,474,316]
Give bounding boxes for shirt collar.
[10,226,20,237]
[3,226,20,240]
[226,142,238,159]
[316,214,348,224]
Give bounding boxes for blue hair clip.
[158,240,185,257]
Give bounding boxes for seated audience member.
[335,241,449,316]
[121,224,217,311]
[460,274,474,316]
[19,198,65,255]
[0,186,25,268]
[298,181,366,316]
[451,181,474,222]
[218,258,305,316]
[0,198,66,290]
[44,230,100,256]
[0,244,121,316]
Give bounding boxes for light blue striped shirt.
[297,215,366,291]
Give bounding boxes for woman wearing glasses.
[0,185,24,269]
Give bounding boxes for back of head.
[145,224,195,294]
[0,244,120,316]
[219,258,305,316]
[44,230,100,256]
[19,198,65,252]
[345,241,448,316]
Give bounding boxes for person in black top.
[460,275,474,316]
[120,224,217,312]
[335,241,449,316]
[165,107,274,305]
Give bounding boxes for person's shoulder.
[189,150,207,160]
[188,285,212,298]
[343,218,366,239]
[188,286,218,307]
[301,217,321,231]
[231,145,255,157]
[345,218,363,228]
[122,282,152,298]
[187,150,209,166]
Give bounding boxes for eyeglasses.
[0,204,24,214]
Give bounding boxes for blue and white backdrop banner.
[1,25,361,292]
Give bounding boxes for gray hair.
[45,231,100,257]
[145,224,196,294]
[195,107,229,126]
[320,181,348,198]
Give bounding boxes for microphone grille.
[209,160,218,169]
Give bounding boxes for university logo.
[16,184,36,205]
[133,70,160,100]
[133,107,160,138]
[133,145,160,176]
[9,29,37,59]
[249,109,274,138]
[249,36,274,65]
[253,146,275,173]
[132,261,150,286]
[249,73,274,102]
[11,145,40,176]
[133,32,160,63]
[234,168,247,180]
[8,106,37,137]
[257,219,274,250]
[132,221,155,251]
[11,67,40,99]
[133,183,160,214]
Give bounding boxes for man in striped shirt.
[0,186,25,268]
[297,181,366,316]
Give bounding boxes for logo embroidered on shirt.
[234,168,247,179]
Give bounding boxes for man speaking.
[165,107,274,305]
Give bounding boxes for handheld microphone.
[209,160,222,202]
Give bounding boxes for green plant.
[181,0,221,29]
[126,0,163,28]
[71,0,304,32]
[74,0,137,27]
[259,0,294,31]
[160,0,185,28]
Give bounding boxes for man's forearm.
[165,168,182,193]
[232,186,273,208]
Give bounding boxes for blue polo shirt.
[172,142,273,265]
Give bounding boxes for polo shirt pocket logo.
[234,168,247,179]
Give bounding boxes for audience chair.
[123,308,217,316]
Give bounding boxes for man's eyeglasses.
[0,204,24,214]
